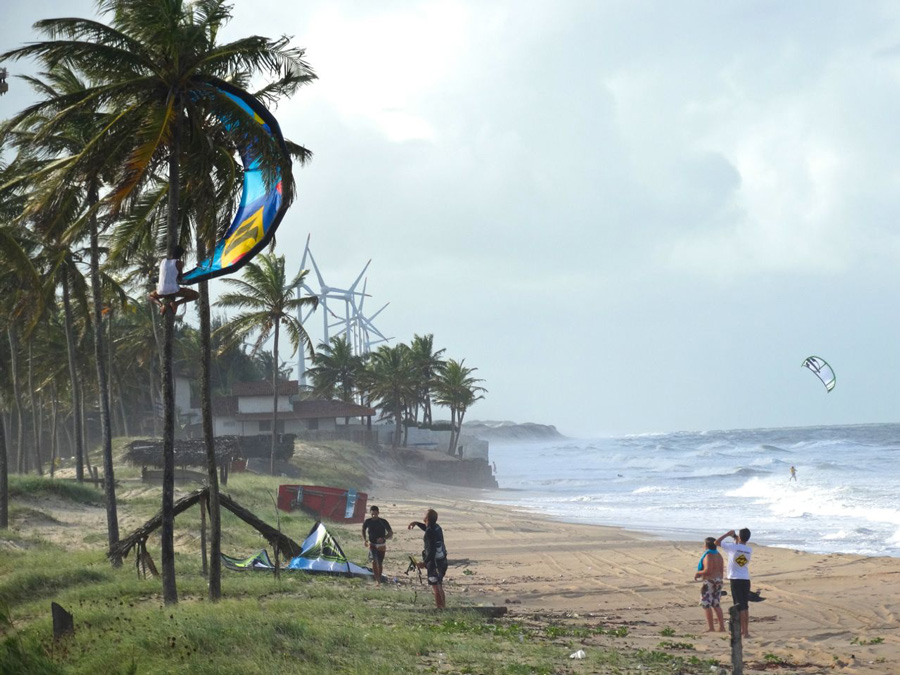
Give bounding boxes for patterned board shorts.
[700,579,723,609]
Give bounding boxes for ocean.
[486,423,900,558]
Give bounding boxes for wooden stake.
[729,604,743,675]
[200,493,208,577]
[51,602,74,640]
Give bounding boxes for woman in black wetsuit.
[408,508,447,609]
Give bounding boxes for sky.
[4,1,900,437]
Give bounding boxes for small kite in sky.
[802,355,836,392]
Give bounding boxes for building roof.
[231,380,299,397]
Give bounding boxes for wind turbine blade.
[299,233,312,270]
[306,246,327,290]
[368,302,390,322]
[348,260,371,293]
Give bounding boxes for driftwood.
[108,487,302,566]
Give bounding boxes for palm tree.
[0,203,44,528]
[1,65,125,557]
[433,359,487,456]
[409,334,446,427]
[2,0,314,603]
[363,344,417,448]
[216,253,317,474]
[307,335,364,403]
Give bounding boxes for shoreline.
[475,489,900,561]
[368,468,900,673]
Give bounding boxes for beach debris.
[569,649,586,659]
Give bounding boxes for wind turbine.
[296,235,390,386]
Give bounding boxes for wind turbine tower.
[296,235,391,387]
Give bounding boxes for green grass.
[8,476,105,504]
[0,439,722,674]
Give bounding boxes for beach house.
[211,379,376,439]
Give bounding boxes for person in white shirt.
[149,245,199,315]
[716,528,753,638]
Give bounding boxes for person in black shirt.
[408,508,447,609]
[362,505,392,585]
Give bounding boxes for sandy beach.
[24,453,900,674]
[369,466,900,674]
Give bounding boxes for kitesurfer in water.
[408,509,448,609]
[789,466,797,482]
[694,537,726,632]
[362,505,393,586]
[149,246,199,315]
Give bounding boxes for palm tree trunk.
[148,300,163,437]
[50,383,59,479]
[447,408,457,455]
[28,342,43,476]
[393,403,402,448]
[160,106,182,605]
[198,240,222,601]
[115,371,130,438]
[62,273,85,482]
[80,389,92,476]
[89,187,120,564]
[271,321,279,476]
[8,328,24,474]
[0,402,8,529]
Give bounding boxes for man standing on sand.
[716,528,753,638]
[362,505,392,586]
[694,537,726,632]
[408,509,448,609]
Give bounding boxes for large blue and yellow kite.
[182,78,290,284]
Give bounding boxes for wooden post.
[729,604,743,675]
[200,493,208,577]
[51,602,74,640]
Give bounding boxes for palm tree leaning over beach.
[216,254,317,476]
[2,0,312,602]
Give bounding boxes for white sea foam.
[487,423,900,557]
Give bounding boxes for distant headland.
[463,420,566,442]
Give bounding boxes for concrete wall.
[213,416,338,437]
[373,424,490,461]
[175,376,199,424]
[238,395,292,414]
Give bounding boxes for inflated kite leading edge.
[802,355,836,393]
[181,77,290,284]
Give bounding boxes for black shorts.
[426,558,447,585]
[730,578,751,610]
[368,545,386,564]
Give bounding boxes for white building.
[212,380,375,437]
